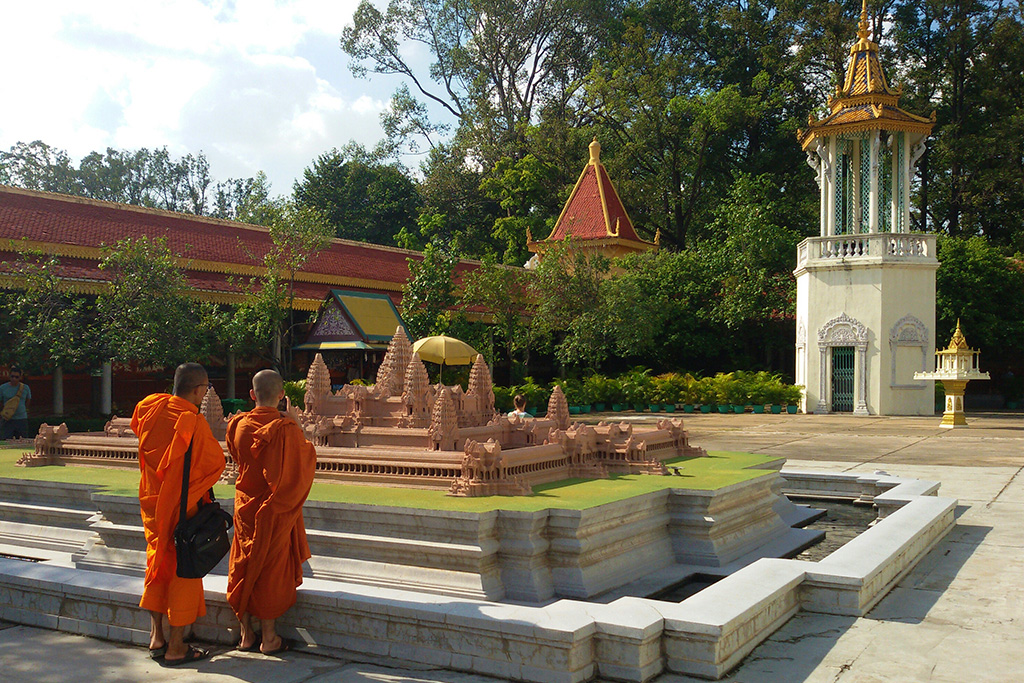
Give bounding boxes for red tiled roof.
[548,164,643,243]
[0,186,480,308]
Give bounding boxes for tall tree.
[401,242,459,340]
[293,147,421,245]
[97,237,221,367]
[341,0,610,164]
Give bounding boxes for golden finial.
[948,319,968,350]
[589,137,601,165]
[857,0,870,41]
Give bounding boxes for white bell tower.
[794,1,937,415]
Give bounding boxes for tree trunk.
[52,367,64,416]
[226,351,236,400]
[100,361,112,416]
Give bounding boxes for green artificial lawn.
[0,447,781,512]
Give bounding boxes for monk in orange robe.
[226,369,316,655]
[131,362,225,666]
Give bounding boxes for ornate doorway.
[831,346,855,412]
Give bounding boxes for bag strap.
[15,384,23,399]
[178,431,196,524]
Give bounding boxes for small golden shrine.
[914,321,990,427]
[527,138,658,264]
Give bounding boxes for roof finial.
[857,0,870,41]
[589,137,601,165]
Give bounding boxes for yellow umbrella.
[412,335,479,382]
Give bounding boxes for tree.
[97,237,222,367]
[479,154,559,265]
[0,140,270,218]
[234,200,333,373]
[936,236,1024,369]
[342,0,609,161]
[8,254,103,376]
[527,240,609,369]
[459,257,531,383]
[293,147,421,245]
[0,140,79,194]
[401,242,459,340]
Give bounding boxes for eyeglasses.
[193,382,213,391]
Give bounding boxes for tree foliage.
[97,237,221,366]
[0,141,268,219]
[293,146,421,245]
[401,242,459,340]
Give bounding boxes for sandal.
[162,645,210,667]
[148,645,167,660]
[237,633,262,653]
[261,637,293,656]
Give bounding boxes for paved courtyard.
[1,412,1021,682]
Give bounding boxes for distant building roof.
[0,185,482,310]
[528,139,657,259]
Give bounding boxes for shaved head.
[173,363,208,397]
[252,369,284,406]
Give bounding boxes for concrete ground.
[1,411,1021,683]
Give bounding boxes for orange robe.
[131,394,226,627]
[226,407,316,620]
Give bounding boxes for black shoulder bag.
[173,433,233,578]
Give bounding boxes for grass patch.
[0,447,781,511]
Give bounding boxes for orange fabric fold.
[131,394,226,626]
[226,407,316,620]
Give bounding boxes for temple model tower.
[795,1,937,415]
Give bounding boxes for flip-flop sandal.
[237,633,262,652]
[162,645,209,667]
[148,645,167,660]
[261,638,293,656]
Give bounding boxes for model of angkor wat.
[19,327,706,496]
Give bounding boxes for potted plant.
[784,385,803,413]
[620,368,654,413]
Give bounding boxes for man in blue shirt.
[1,367,32,440]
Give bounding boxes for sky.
[1,0,410,196]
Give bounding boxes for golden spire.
[948,319,969,350]
[857,0,870,41]
[589,137,601,165]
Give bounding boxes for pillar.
[101,361,112,415]
[52,367,64,416]
[855,344,869,415]
[826,137,837,236]
[227,351,236,400]
[817,346,829,414]
[869,131,879,234]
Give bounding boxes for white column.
[869,131,879,234]
[827,138,837,236]
[852,139,861,233]
[855,344,869,415]
[903,135,912,232]
[101,361,112,415]
[817,346,830,413]
[890,137,899,232]
[52,367,64,416]
[227,351,236,400]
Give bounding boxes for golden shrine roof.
[529,139,657,253]
[798,0,934,150]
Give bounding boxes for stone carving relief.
[889,314,929,388]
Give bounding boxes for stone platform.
[0,468,954,682]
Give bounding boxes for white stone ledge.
[0,469,957,683]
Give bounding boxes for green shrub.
[283,379,306,410]
[493,385,514,412]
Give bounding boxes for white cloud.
[0,0,388,195]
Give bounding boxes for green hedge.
[494,369,802,413]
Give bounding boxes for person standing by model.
[1,367,31,440]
